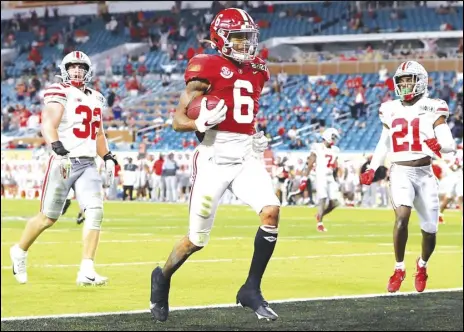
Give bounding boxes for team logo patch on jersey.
[220,66,233,79]
[420,105,434,113]
[187,64,201,72]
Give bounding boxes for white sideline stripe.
[1,250,461,270]
[1,199,463,213]
[1,287,462,322]
[2,232,462,246]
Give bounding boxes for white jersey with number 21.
[379,97,449,163]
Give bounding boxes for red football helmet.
[209,8,259,63]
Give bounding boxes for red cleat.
[316,214,327,232]
[387,269,406,293]
[317,224,327,232]
[414,258,428,293]
[438,215,445,224]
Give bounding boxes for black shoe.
[150,266,170,322]
[236,284,278,321]
[76,213,85,225]
[62,199,71,215]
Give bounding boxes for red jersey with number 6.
[43,83,105,157]
[184,54,269,135]
[379,97,449,162]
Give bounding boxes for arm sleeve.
[369,126,390,171]
[434,123,456,154]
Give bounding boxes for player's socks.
[418,257,427,268]
[245,226,278,288]
[80,258,94,272]
[395,261,405,271]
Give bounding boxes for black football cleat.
[76,212,85,225]
[62,199,71,215]
[149,266,171,322]
[236,284,278,321]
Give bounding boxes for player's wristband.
[103,151,118,165]
[51,140,69,156]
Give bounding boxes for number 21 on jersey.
[391,117,422,152]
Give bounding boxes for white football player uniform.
[311,142,340,201]
[454,149,463,198]
[341,159,358,194]
[379,97,449,233]
[40,82,105,219]
[438,151,461,198]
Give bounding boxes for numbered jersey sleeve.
[43,83,69,107]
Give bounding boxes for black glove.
[103,151,118,165]
[51,141,70,156]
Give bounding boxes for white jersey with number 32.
[311,142,339,176]
[379,97,449,163]
[43,83,105,158]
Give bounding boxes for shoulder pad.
[184,54,218,84]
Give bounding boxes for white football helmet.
[322,128,340,146]
[59,51,92,87]
[393,61,428,101]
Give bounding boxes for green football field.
[1,199,462,319]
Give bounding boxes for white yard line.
[1,232,462,246]
[1,232,463,246]
[1,287,462,321]
[1,250,461,270]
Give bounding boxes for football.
[186,95,222,120]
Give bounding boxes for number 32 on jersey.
[73,105,101,140]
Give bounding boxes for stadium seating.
[2,2,462,152]
[2,70,462,151]
[3,3,462,77]
[325,6,463,35]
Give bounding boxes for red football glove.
[424,138,442,158]
[299,179,307,192]
[360,169,375,185]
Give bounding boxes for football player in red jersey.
[150,8,280,322]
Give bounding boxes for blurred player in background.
[9,51,118,286]
[149,8,280,322]
[61,188,86,224]
[272,156,290,205]
[339,158,358,207]
[438,144,463,223]
[360,61,456,293]
[305,128,341,232]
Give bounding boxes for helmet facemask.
[322,129,340,146]
[218,29,259,63]
[394,73,426,101]
[60,62,92,87]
